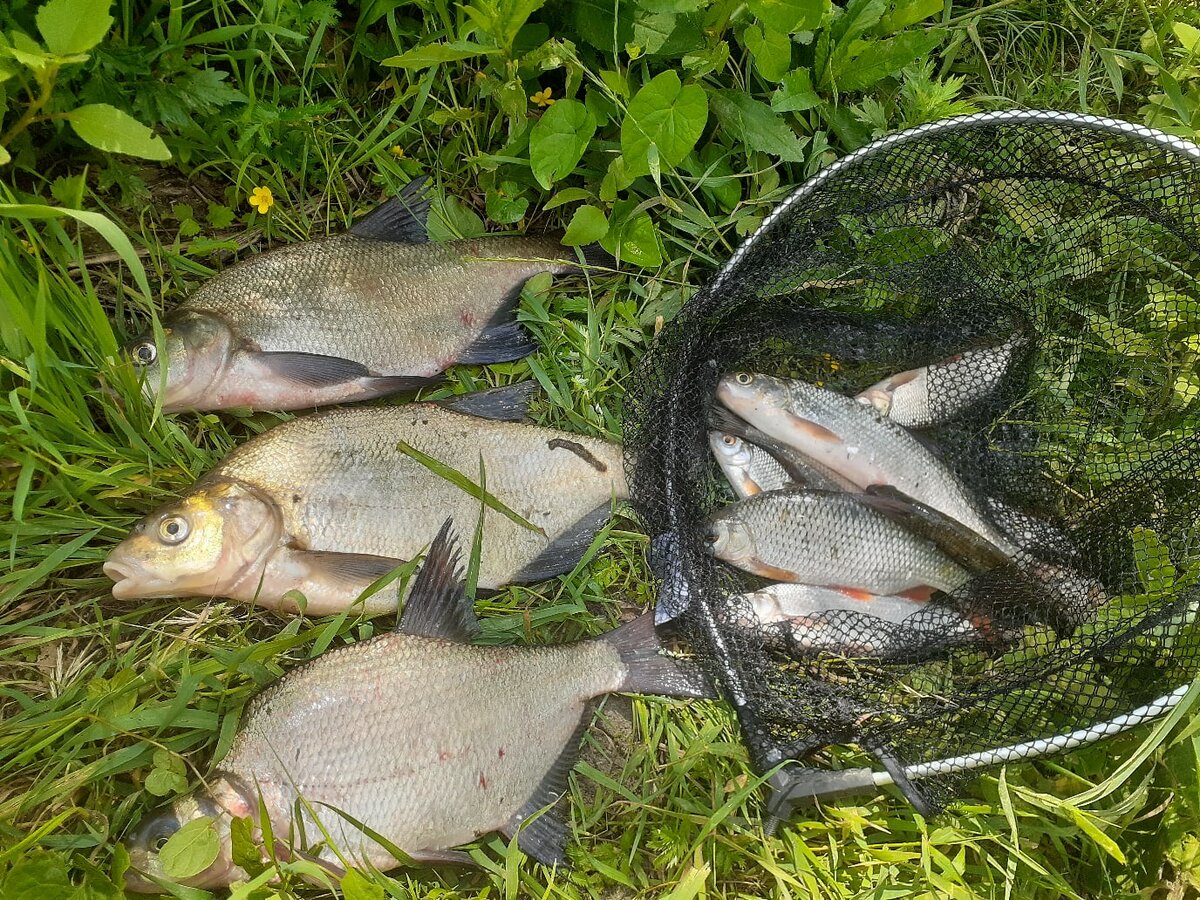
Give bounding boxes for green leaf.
[340,869,386,900]
[36,0,113,55]
[1173,22,1200,54]
[159,817,220,880]
[382,40,493,68]
[563,204,609,244]
[2,852,73,899]
[544,186,593,210]
[601,201,663,267]
[65,104,170,161]
[748,0,827,33]
[428,195,486,240]
[620,70,708,177]
[529,99,597,189]
[833,29,944,91]
[710,90,808,161]
[772,67,820,111]
[744,24,792,82]
[878,0,943,33]
[485,183,529,225]
[465,0,547,52]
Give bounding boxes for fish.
[854,334,1027,428]
[126,179,609,412]
[103,384,627,614]
[705,488,971,596]
[706,405,858,497]
[122,520,712,892]
[727,583,978,655]
[717,372,1015,554]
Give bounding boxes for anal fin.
[512,504,613,584]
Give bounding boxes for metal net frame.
[623,111,1200,817]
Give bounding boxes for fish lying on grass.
[854,334,1027,428]
[104,385,626,614]
[122,520,712,892]
[717,372,1015,552]
[125,179,608,412]
[728,583,978,655]
[705,488,970,597]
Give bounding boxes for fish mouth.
[103,556,179,600]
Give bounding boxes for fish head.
[127,311,237,412]
[123,784,250,892]
[705,513,756,563]
[855,387,892,416]
[716,372,793,421]
[708,430,754,470]
[105,480,282,601]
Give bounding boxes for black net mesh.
[624,112,1200,808]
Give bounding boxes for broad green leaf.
[544,187,593,209]
[620,70,708,177]
[563,204,609,244]
[632,10,675,56]
[711,89,808,161]
[465,0,547,52]
[484,183,529,225]
[1173,22,1200,53]
[0,144,10,166]
[636,0,704,11]
[772,67,820,111]
[0,203,152,299]
[834,30,945,91]
[601,202,663,267]
[2,852,73,899]
[428,195,486,240]
[66,104,170,160]
[159,817,220,880]
[744,24,792,82]
[878,0,943,33]
[340,869,386,900]
[748,0,827,33]
[382,40,492,68]
[36,0,113,56]
[529,99,597,189]
[829,0,884,43]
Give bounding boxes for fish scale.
[220,634,621,868]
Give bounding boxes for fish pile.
[112,182,713,889]
[705,337,1104,659]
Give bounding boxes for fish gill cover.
[622,111,1200,813]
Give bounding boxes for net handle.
[711,110,1200,297]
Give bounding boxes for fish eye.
[158,516,190,545]
[132,342,157,367]
[721,434,738,446]
[734,372,754,385]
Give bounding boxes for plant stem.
[0,64,60,148]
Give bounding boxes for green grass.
[3,0,1200,897]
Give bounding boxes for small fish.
[103,385,626,614]
[705,488,970,596]
[855,334,1027,428]
[122,521,711,892]
[717,372,1015,553]
[126,180,608,412]
[707,405,857,497]
[729,583,978,655]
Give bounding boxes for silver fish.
[122,522,710,891]
[707,431,789,499]
[103,386,627,614]
[126,180,606,412]
[730,583,978,654]
[855,334,1026,428]
[717,373,1015,554]
[705,489,969,596]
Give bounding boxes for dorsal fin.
[350,177,431,244]
[396,518,480,641]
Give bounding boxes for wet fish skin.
[104,394,627,613]
[855,334,1026,428]
[705,488,970,596]
[123,526,708,890]
[707,430,788,499]
[128,184,599,412]
[717,372,1015,554]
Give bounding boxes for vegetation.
[2,0,1200,897]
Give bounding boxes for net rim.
[710,109,1200,296]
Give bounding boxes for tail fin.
[579,243,616,270]
[603,614,714,699]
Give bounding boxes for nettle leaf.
[36,0,113,56]
[529,99,597,189]
[744,24,792,82]
[563,204,609,244]
[66,104,170,160]
[711,89,808,161]
[772,67,820,112]
[620,70,708,177]
[834,29,945,91]
[159,816,220,880]
[382,40,493,69]
[747,0,827,33]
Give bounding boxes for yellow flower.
[529,87,555,108]
[821,351,841,372]
[389,145,405,158]
[248,186,274,214]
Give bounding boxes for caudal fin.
[603,613,714,699]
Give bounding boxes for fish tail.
[579,242,616,270]
[604,613,714,699]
